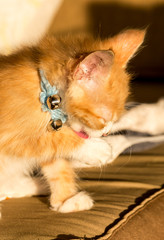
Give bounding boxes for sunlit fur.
[0,29,145,212]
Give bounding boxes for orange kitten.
[0,29,145,213]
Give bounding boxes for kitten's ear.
[106,29,146,67]
[73,50,114,89]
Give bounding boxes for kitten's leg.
[70,138,112,168]
[0,158,49,200]
[42,158,93,213]
[52,126,112,168]
[0,175,49,200]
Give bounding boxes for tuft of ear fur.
[104,29,146,68]
[73,50,114,89]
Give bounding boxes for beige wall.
[0,0,163,78]
[50,0,164,78]
[50,0,164,33]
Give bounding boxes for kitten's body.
[0,30,145,212]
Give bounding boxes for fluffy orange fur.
[0,29,145,211]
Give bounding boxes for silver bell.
[46,94,61,110]
[47,119,62,132]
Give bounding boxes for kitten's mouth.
[73,129,110,138]
[70,120,113,139]
[73,130,89,139]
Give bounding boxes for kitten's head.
[39,29,145,138]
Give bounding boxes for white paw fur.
[72,138,112,168]
[51,191,94,213]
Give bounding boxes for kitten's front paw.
[72,138,112,168]
[51,192,94,213]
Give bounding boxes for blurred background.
[0,0,163,102]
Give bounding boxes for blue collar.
[39,69,67,123]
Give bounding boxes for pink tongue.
[74,130,89,139]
